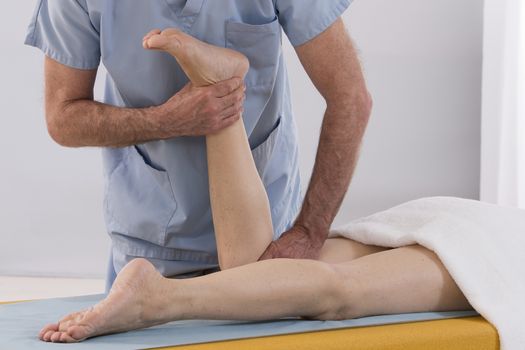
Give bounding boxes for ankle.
[152,277,189,322]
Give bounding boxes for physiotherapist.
[24,0,372,290]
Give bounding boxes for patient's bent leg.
[144,29,274,269]
[40,244,470,342]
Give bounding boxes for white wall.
[0,1,109,278]
[0,0,482,278]
[293,0,483,226]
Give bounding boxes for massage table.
[158,317,498,350]
[0,298,498,350]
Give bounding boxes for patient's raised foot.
[143,28,249,86]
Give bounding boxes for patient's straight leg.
[160,244,471,321]
[317,237,390,263]
[39,244,471,342]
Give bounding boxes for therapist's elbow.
[45,109,79,148]
[360,91,373,126]
[46,116,70,147]
[326,87,373,125]
[362,90,373,118]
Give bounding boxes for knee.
[217,255,243,271]
[217,252,258,271]
[311,264,359,321]
[217,237,273,271]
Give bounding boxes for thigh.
[317,237,390,263]
[331,245,471,318]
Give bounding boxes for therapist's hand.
[258,225,327,260]
[156,77,246,137]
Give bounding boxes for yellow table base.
[154,316,498,350]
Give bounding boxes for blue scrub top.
[24,0,352,283]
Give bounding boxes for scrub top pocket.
[106,145,178,247]
[225,17,282,88]
[225,17,282,136]
[250,116,283,178]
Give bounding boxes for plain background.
[0,0,483,278]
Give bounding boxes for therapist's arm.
[259,18,372,260]
[44,57,244,148]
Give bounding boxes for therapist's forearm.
[294,97,371,243]
[44,57,245,148]
[292,19,371,244]
[49,99,169,148]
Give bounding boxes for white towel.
[329,196,525,350]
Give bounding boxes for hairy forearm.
[292,19,372,244]
[48,99,168,148]
[44,56,246,149]
[295,95,370,241]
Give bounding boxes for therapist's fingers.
[258,241,278,260]
[219,84,245,108]
[212,77,244,98]
[216,113,242,131]
[219,103,244,121]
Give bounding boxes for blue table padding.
[0,294,478,349]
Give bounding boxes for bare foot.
[39,259,168,343]
[143,28,249,87]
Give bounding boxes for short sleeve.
[24,0,101,70]
[275,0,353,47]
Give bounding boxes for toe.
[143,29,162,42]
[145,32,182,52]
[144,34,168,50]
[58,309,89,331]
[43,330,55,342]
[142,29,162,49]
[57,312,77,326]
[59,332,78,343]
[50,332,62,343]
[58,318,75,332]
[58,321,70,332]
[67,325,94,342]
[39,323,58,339]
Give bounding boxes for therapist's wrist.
[148,103,184,140]
[294,214,331,246]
